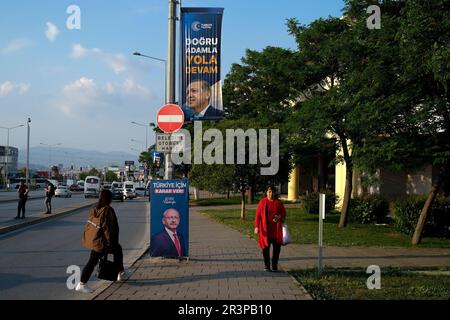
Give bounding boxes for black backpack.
[49,184,56,196]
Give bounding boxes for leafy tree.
[185,116,287,219]
[79,172,88,181]
[343,0,450,244]
[287,17,358,227]
[79,168,101,181]
[223,47,298,210]
[105,171,118,183]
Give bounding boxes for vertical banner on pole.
[181,7,224,121]
[150,179,189,258]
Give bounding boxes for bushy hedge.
[391,196,450,237]
[301,191,338,214]
[348,195,390,224]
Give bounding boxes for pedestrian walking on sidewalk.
[15,180,29,220]
[44,181,55,214]
[254,185,286,272]
[76,190,128,294]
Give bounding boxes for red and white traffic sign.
[156,104,184,133]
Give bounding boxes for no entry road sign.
[156,104,184,133]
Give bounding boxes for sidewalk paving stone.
[95,206,310,300]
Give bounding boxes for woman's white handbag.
[282,223,292,246]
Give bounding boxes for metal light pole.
[132,0,177,180]
[165,0,178,180]
[131,121,150,151]
[26,118,31,186]
[40,142,61,178]
[132,53,167,100]
[131,139,145,152]
[0,124,24,188]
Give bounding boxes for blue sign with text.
[149,179,189,258]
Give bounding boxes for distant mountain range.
[17,146,139,170]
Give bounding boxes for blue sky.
[0,0,344,157]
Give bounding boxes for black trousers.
[17,199,27,218]
[45,196,52,212]
[262,239,281,269]
[80,244,124,283]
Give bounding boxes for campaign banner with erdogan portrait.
[149,179,189,258]
[181,7,224,121]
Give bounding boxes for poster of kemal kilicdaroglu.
[149,180,189,258]
[181,7,224,121]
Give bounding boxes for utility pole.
[26,118,31,186]
[165,0,178,180]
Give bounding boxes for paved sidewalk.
[95,203,450,301]
[95,206,311,300]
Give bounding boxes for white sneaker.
[117,270,130,282]
[75,282,93,294]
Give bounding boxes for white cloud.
[0,81,30,97]
[122,79,151,97]
[56,77,152,117]
[17,83,30,94]
[106,54,128,74]
[1,38,33,54]
[70,44,142,75]
[71,43,101,58]
[45,22,60,42]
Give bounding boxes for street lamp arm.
[133,52,167,63]
[0,124,24,130]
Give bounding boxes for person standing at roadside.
[44,181,55,214]
[16,180,29,219]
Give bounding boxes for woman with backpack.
[76,189,129,293]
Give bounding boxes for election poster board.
[149,179,189,258]
[181,7,224,121]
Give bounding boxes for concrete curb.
[90,247,150,301]
[0,200,96,236]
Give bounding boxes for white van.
[84,176,101,198]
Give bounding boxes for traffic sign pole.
[156,104,184,180]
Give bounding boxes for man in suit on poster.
[150,208,187,258]
[182,79,224,121]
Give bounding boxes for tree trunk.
[411,167,447,245]
[247,186,253,205]
[227,190,230,199]
[194,187,199,200]
[339,138,353,228]
[241,190,246,220]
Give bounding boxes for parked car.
[55,186,72,198]
[111,187,124,202]
[69,184,82,192]
[134,187,146,197]
[123,183,136,200]
[84,188,99,198]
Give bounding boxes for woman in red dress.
[254,185,286,271]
